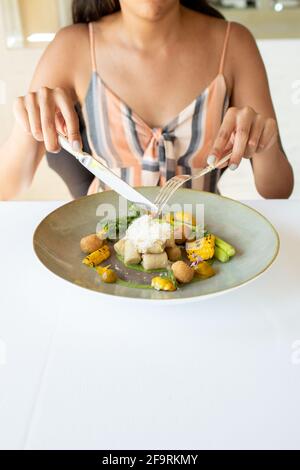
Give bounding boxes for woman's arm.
[211,22,294,199]
[0,25,87,200]
[0,125,44,200]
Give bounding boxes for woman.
[0,0,294,200]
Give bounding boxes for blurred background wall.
[0,0,71,200]
[0,0,299,200]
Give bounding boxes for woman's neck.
[118,3,184,52]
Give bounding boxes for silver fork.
[153,152,232,216]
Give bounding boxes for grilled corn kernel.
[82,244,111,267]
[186,234,215,261]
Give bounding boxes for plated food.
[80,205,236,293]
[33,188,279,301]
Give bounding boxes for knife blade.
[57,134,158,212]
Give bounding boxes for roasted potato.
[172,261,194,284]
[166,245,182,262]
[80,234,104,254]
[165,234,176,248]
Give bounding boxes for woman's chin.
[123,0,178,22]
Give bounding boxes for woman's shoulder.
[228,21,257,47]
[50,23,90,63]
[39,23,89,73]
[53,23,89,48]
[188,8,255,45]
[224,21,260,71]
[198,15,259,63]
[30,23,91,98]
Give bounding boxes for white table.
[0,199,299,450]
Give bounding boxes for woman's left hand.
[208,106,278,170]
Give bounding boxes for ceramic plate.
[33,187,279,302]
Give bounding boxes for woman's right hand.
[13,86,82,153]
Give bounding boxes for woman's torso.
[48,11,233,195]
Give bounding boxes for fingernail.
[34,131,43,141]
[72,140,81,152]
[207,155,216,165]
[229,163,238,171]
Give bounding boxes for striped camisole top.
[83,21,231,195]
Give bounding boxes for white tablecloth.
[0,199,299,450]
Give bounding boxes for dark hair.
[72,0,224,24]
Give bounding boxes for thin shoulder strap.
[219,21,231,75]
[88,22,97,72]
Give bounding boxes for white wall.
[219,39,300,199]
[0,15,299,200]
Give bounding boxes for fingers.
[13,97,31,134]
[39,87,60,153]
[208,107,236,165]
[229,106,253,170]
[244,114,265,156]
[55,110,67,136]
[215,141,233,169]
[24,92,43,141]
[13,86,81,153]
[54,88,82,150]
[208,104,279,173]
[257,117,278,152]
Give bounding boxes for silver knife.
[57,133,157,212]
